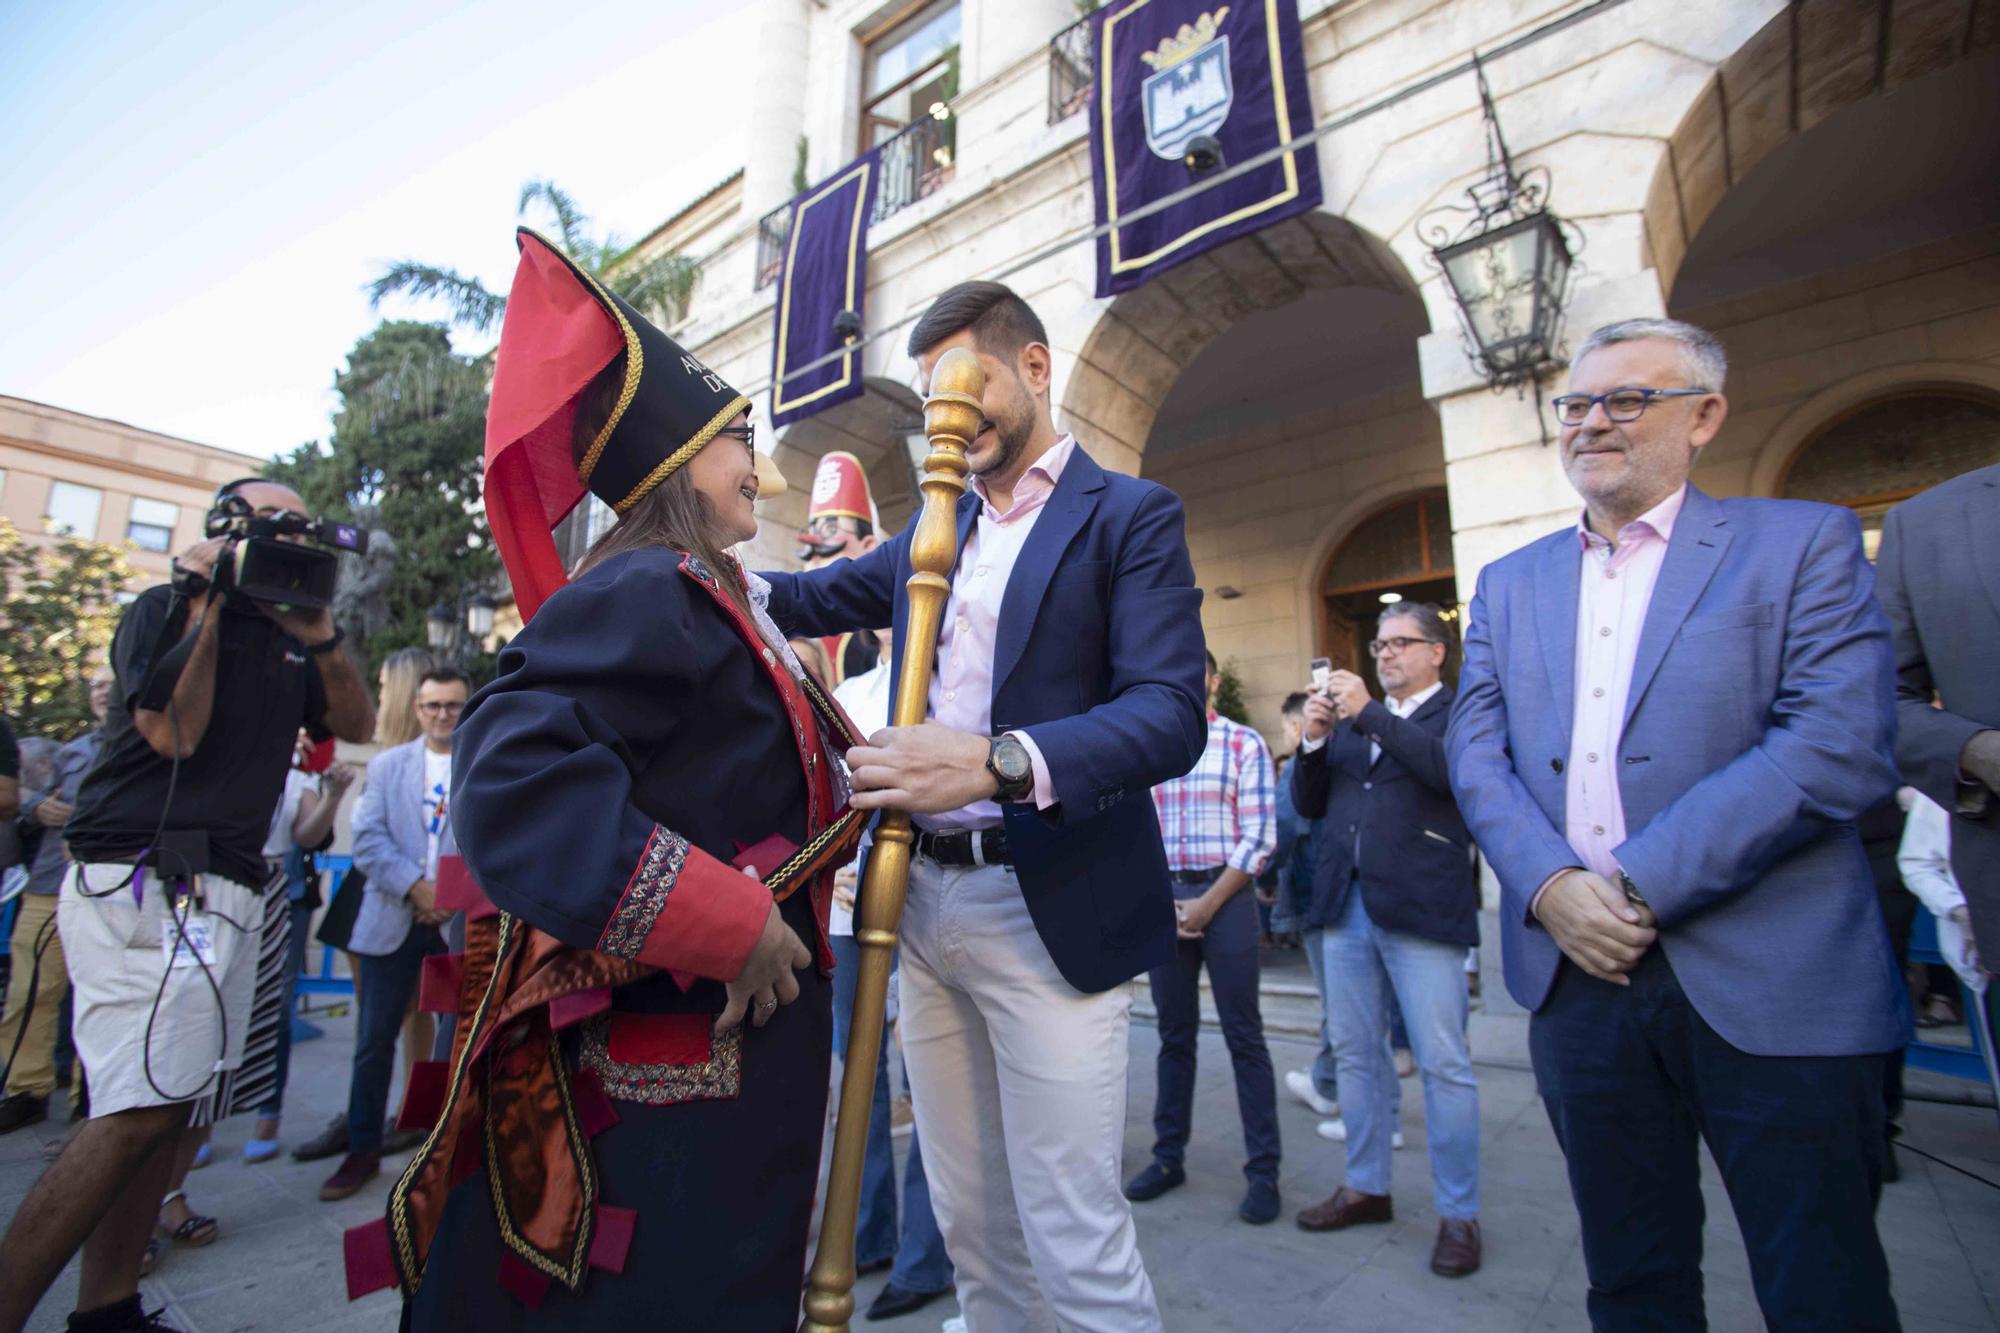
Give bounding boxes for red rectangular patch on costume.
[396,1060,447,1131]
[605,1010,712,1067]
[435,855,496,919]
[732,832,798,881]
[417,951,465,1015]
[590,1203,638,1274]
[343,1218,397,1300]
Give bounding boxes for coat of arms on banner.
[1141,8,1233,160]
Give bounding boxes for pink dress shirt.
[1533,484,1687,913]
[918,434,1077,831]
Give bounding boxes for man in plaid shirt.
[1126,650,1282,1224]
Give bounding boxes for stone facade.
[629,0,1998,747]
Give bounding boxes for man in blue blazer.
[1446,319,1904,1331]
[762,282,1205,1332]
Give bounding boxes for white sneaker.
[1284,1069,1339,1117]
[941,1318,968,1333]
[1316,1119,1403,1149]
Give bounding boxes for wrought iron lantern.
[1421,55,1580,393]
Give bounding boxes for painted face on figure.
[1559,339,1726,524]
[798,515,877,568]
[685,411,761,546]
[414,677,468,751]
[1373,614,1445,700]
[915,329,1048,481]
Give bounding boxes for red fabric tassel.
[435,856,497,919]
[417,952,465,1015]
[590,1204,638,1274]
[396,1060,448,1132]
[570,1065,619,1139]
[497,1249,551,1309]
[343,1218,397,1300]
[548,986,611,1031]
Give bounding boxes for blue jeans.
[1532,949,1895,1331]
[256,898,314,1119]
[830,934,952,1295]
[1148,877,1280,1184]
[1321,889,1479,1218]
[347,923,443,1155]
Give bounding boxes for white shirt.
[422,746,452,879]
[1897,791,1985,993]
[262,768,316,859]
[831,661,895,937]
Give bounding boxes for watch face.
[996,739,1031,782]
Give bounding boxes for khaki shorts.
[58,862,262,1118]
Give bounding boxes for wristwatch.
[306,627,346,655]
[986,734,1035,804]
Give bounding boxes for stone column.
[742,0,813,221]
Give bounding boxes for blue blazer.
[761,444,1208,993]
[1445,487,1907,1057]
[350,737,460,957]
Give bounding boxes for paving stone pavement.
[4,992,1996,1331]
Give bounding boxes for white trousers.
[898,858,1162,1333]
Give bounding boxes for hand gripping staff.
[801,346,985,1332]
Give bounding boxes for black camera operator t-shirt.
[64,585,331,888]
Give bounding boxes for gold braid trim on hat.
[613,394,753,514]
[526,232,639,489]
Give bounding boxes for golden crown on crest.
[1137,6,1230,71]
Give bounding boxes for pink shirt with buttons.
[1533,483,1687,912]
[918,434,1076,831]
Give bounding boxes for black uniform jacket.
[1291,686,1480,948]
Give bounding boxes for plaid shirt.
[1152,711,1277,876]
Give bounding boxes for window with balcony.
[861,0,960,151]
[45,480,103,538]
[127,496,179,553]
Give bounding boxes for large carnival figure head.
[795,451,879,566]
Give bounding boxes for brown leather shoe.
[318,1151,381,1201]
[1431,1217,1482,1276]
[1295,1186,1392,1231]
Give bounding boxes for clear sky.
[0,0,753,460]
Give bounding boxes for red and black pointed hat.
[484,226,752,620]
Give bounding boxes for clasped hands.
[1535,869,1658,985]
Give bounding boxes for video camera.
[204,491,368,611]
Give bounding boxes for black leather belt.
[1170,867,1225,885]
[913,828,1010,866]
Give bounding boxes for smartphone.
[1309,657,1331,690]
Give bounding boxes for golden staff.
[802,346,985,1333]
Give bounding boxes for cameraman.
[0,480,374,1333]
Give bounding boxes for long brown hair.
[570,354,754,622]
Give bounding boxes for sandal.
[159,1189,219,1248]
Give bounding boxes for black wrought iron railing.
[872,114,957,226]
[1048,10,1095,124]
[754,205,791,292]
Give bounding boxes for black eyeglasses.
[715,424,756,451]
[1550,387,1710,426]
[1367,636,1439,657]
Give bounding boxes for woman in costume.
[353,229,865,1331]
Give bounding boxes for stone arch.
[1054,210,1427,473]
[1747,360,2000,500]
[1292,479,1455,676]
[1643,0,2000,299]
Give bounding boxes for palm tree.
[368,179,703,334]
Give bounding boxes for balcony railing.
[1048,10,1095,124]
[872,113,957,226]
[755,206,790,291]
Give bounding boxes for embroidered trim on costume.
[579,1016,742,1105]
[598,829,690,961]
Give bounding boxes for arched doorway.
[1318,490,1457,680]
[1779,390,2000,558]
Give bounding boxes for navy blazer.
[761,443,1207,993]
[1446,487,1906,1057]
[1291,685,1479,947]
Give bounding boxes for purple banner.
[1088,0,1322,297]
[771,150,882,428]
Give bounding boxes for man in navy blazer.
[761,282,1205,1331]
[1446,319,1903,1331]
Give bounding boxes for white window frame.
[45,480,104,538]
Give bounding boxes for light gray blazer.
[348,737,458,956]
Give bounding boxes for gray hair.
[1379,601,1454,646]
[1573,318,1727,393]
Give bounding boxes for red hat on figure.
[483,227,770,621]
[807,451,878,530]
